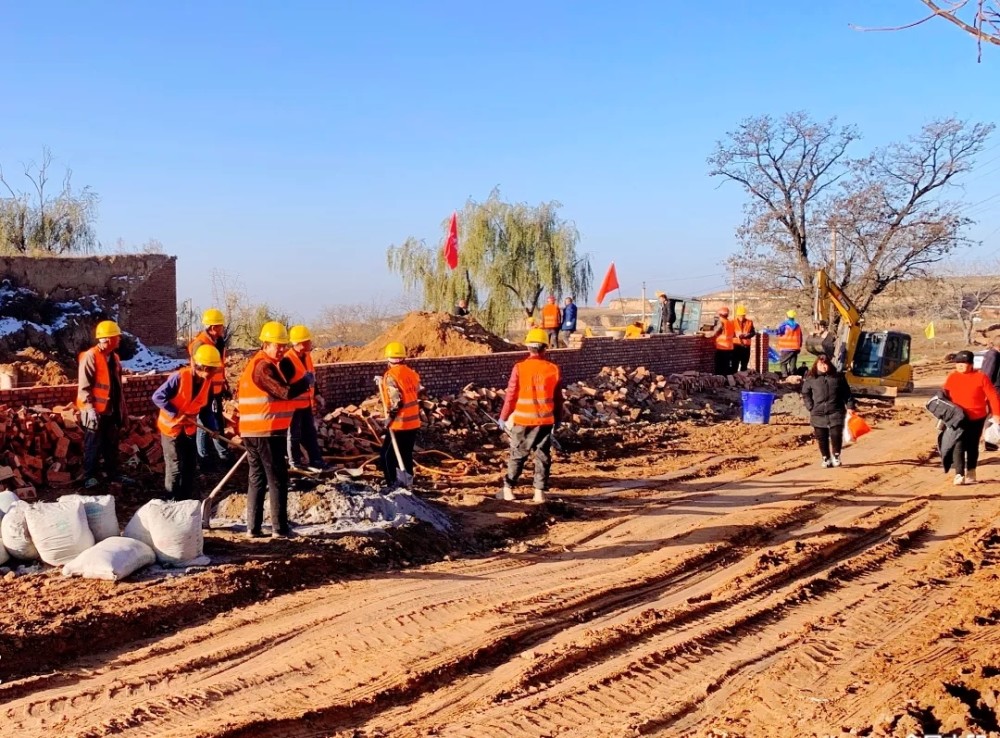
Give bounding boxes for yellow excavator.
[807,269,913,398]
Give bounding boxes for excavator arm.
[812,269,862,373]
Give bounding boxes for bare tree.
[931,264,1000,343]
[0,148,99,255]
[210,270,290,348]
[314,299,402,347]
[831,118,994,314]
[111,237,166,255]
[708,112,859,293]
[852,1,1000,62]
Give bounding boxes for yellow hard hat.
[655,291,666,298]
[787,309,797,319]
[202,308,225,327]
[384,341,407,359]
[192,344,223,368]
[288,325,312,344]
[95,320,121,339]
[735,305,747,317]
[525,328,549,347]
[258,321,289,344]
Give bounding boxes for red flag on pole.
[443,212,459,270]
[595,262,619,305]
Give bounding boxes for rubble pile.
[0,404,164,496]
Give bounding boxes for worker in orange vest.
[706,306,737,376]
[77,320,130,489]
[152,345,222,500]
[732,305,757,373]
[498,328,564,503]
[188,308,231,471]
[379,342,422,487]
[773,310,804,377]
[280,325,329,473]
[540,295,562,348]
[238,321,314,539]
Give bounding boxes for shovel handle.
[193,421,243,450]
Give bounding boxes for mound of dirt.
[331,312,518,362]
[0,347,74,387]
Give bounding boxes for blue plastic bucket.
[741,391,776,424]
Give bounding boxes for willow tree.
[386,190,592,335]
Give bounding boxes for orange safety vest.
[284,349,315,410]
[76,346,116,414]
[734,317,755,347]
[381,364,421,431]
[157,368,213,438]
[188,331,226,394]
[540,304,561,329]
[512,356,560,427]
[237,351,298,436]
[777,324,803,351]
[714,318,736,351]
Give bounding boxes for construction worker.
[560,296,578,346]
[707,306,736,376]
[498,328,564,503]
[188,308,231,471]
[280,325,329,472]
[77,320,130,489]
[238,321,314,539]
[733,305,757,373]
[152,345,222,500]
[540,295,562,348]
[379,342,422,487]
[774,309,803,377]
[650,291,676,334]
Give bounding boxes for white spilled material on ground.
[120,339,186,373]
[212,482,453,535]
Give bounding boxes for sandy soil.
[5,380,1000,737]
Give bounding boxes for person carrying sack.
[940,350,1000,485]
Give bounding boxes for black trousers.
[380,428,417,485]
[813,425,845,460]
[161,432,197,500]
[732,344,751,372]
[714,349,733,376]
[83,415,121,479]
[953,416,988,475]
[779,350,800,377]
[244,435,290,535]
[505,424,554,491]
[288,408,325,467]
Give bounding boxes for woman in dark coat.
[802,353,855,468]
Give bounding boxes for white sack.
[986,421,1000,448]
[124,499,205,566]
[0,490,19,515]
[1,502,38,561]
[0,529,8,566]
[24,498,95,566]
[62,536,156,581]
[62,494,119,541]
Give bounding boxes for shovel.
[374,376,415,488]
[201,451,247,530]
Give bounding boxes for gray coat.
[926,395,966,472]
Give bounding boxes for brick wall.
[0,334,768,415]
[0,254,178,349]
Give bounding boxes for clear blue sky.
[2,1,997,323]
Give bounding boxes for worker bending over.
[498,328,564,503]
[281,325,329,472]
[152,345,222,500]
[238,321,314,538]
[77,320,130,489]
[379,342,422,487]
[188,308,232,471]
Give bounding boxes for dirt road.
[6,408,1000,737]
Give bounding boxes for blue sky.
[1,1,997,323]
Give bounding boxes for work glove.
[303,371,316,388]
[80,408,99,431]
[504,417,516,433]
[496,418,507,432]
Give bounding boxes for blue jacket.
[561,303,577,331]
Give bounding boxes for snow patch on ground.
[211,482,453,535]
[120,340,185,373]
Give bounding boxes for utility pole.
[641,281,647,327]
[730,263,737,313]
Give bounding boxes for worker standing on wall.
[774,310,803,377]
[732,305,756,372]
[77,320,130,489]
[560,296,578,346]
[379,342,422,487]
[498,328,564,503]
[188,308,231,471]
[152,345,222,500]
[238,321,314,539]
[540,295,562,348]
[280,325,329,472]
[706,306,736,376]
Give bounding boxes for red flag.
[595,262,619,305]
[443,212,459,270]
